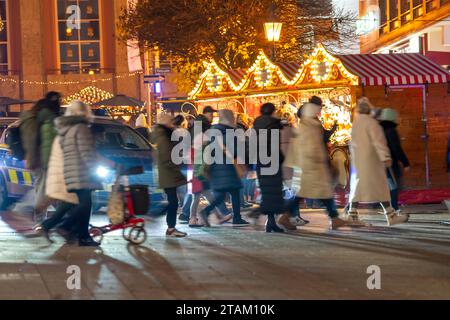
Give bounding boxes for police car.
[0,117,165,212]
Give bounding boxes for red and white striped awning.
[227,69,247,86]
[277,62,303,81]
[336,53,450,86]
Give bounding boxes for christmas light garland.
[63,86,114,104]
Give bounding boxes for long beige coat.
[349,114,391,203]
[45,137,79,204]
[284,118,334,199]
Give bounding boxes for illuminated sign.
[356,6,380,35]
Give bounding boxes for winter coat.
[253,115,285,213]
[349,114,392,203]
[38,108,58,169]
[280,124,294,181]
[284,118,334,199]
[56,116,102,192]
[207,123,243,191]
[45,136,79,204]
[19,110,41,170]
[151,124,187,189]
[380,120,410,181]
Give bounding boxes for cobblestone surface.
[0,205,449,300]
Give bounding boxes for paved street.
[0,205,449,300]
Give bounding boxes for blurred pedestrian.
[347,98,409,226]
[378,108,410,212]
[253,103,289,233]
[236,113,253,209]
[199,110,250,227]
[285,102,347,230]
[152,113,188,237]
[135,113,150,141]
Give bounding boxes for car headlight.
[96,166,111,178]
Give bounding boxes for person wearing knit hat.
[378,108,410,212]
[348,99,409,226]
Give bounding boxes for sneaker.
[232,218,250,226]
[178,214,189,224]
[386,210,409,226]
[290,216,306,227]
[278,213,297,230]
[79,237,101,247]
[346,209,369,227]
[166,228,187,238]
[330,217,347,230]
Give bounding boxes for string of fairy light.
[0,71,143,86]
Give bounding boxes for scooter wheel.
[89,227,104,244]
[122,227,131,240]
[127,226,147,245]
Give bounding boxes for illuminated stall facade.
[188,44,450,189]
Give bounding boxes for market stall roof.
[0,97,34,105]
[336,53,450,86]
[92,94,145,107]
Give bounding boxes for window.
[92,124,151,151]
[0,0,7,75]
[56,0,101,74]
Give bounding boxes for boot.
[265,214,284,233]
[385,209,409,226]
[346,209,368,227]
[277,213,297,230]
[330,217,347,230]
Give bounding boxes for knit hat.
[157,113,173,126]
[378,108,398,124]
[135,113,148,128]
[309,96,323,107]
[357,97,374,114]
[65,100,92,118]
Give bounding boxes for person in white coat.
[347,98,409,226]
[284,102,347,230]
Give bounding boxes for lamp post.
[264,21,282,61]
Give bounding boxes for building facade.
[0,0,144,113]
[359,0,450,68]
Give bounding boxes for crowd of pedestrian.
[11,91,410,246]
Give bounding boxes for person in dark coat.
[151,113,188,237]
[253,103,287,233]
[199,110,250,226]
[378,108,410,211]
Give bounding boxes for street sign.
[144,75,165,84]
[155,68,172,74]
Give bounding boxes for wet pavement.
[0,204,449,300]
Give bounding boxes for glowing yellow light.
[264,22,283,42]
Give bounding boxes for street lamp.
[264,3,282,62]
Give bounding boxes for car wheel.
[0,175,12,210]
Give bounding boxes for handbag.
[107,182,125,225]
[216,137,248,179]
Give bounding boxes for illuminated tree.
[118,0,355,92]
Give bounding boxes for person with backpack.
[18,92,62,221]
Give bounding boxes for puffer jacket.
[38,108,58,169]
[45,136,79,204]
[56,116,102,192]
[19,110,40,170]
[208,123,242,191]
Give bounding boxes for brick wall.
[355,84,450,189]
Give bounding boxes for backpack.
[5,125,26,160]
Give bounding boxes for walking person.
[199,110,250,227]
[253,103,291,233]
[347,98,409,226]
[152,113,188,237]
[236,113,253,209]
[284,102,347,230]
[378,108,410,212]
[54,100,105,246]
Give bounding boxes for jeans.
[182,193,192,216]
[290,197,338,218]
[42,201,76,231]
[59,190,93,240]
[190,189,228,221]
[204,188,242,222]
[390,189,399,210]
[245,179,257,202]
[164,187,179,229]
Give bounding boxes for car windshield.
[92,124,151,151]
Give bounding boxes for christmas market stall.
[188,43,450,190]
